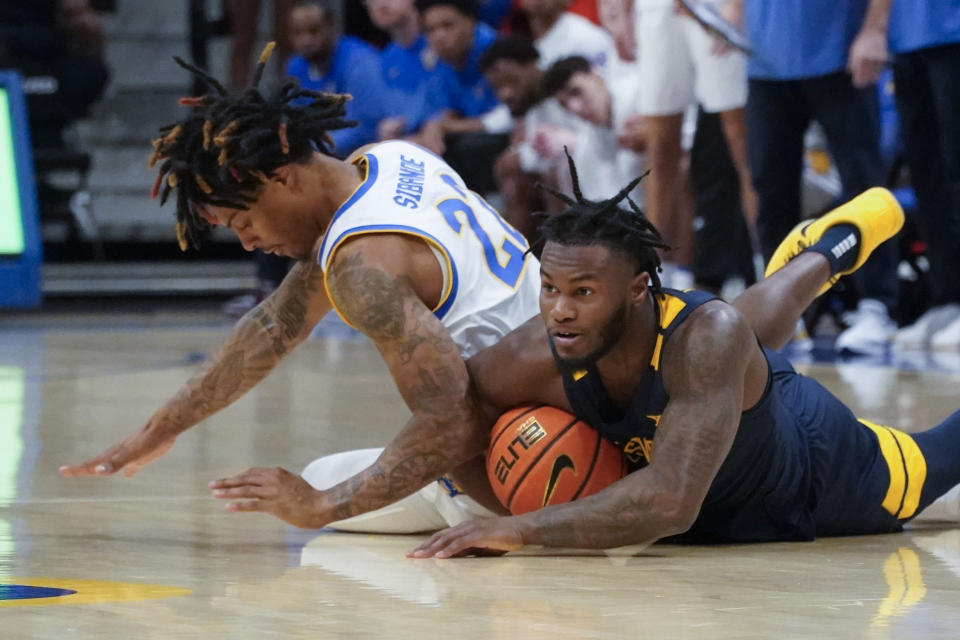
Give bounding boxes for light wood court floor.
[2,307,960,638]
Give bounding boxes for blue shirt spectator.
[430,21,500,117]
[745,0,869,79]
[286,36,389,156]
[380,34,443,133]
[888,0,960,53]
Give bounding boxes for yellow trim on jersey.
[501,235,535,293]
[651,333,665,371]
[572,369,588,381]
[432,196,468,239]
[859,419,928,519]
[322,229,455,329]
[657,294,688,330]
[650,294,686,371]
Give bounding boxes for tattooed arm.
[410,302,758,557]
[59,259,332,478]
[317,235,490,522]
[209,234,491,527]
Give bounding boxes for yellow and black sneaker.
[764,187,905,296]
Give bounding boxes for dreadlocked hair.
[533,150,672,292]
[150,41,357,251]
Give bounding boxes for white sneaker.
[834,299,895,355]
[931,314,960,351]
[894,303,960,350]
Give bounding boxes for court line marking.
[0,578,192,607]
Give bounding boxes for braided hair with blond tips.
[149,42,357,250]
[533,150,671,291]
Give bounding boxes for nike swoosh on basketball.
[543,454,576,506]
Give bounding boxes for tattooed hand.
[210,466,330,528]
[408,517,524,558]
[60,259,332,478]
[59,425,177,478]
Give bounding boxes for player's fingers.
[209,469,267,489]
[224,500,263,513]
[58,462,99,477]
[433,532,490,558]
[59,451,122,477]
[97,444,151,475]
[408,530,458,557]
[211,485,274,500]
[410,523,482,557]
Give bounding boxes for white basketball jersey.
[318,141,541,358]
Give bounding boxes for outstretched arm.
[410,303,754,556]
[60,259,331,478]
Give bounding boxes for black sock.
[803,224,861,275]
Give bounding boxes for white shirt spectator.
[570,64,647,205]
[535,12,617,71]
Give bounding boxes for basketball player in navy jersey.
[409,158,960,557]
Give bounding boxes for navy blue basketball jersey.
[558,288,817,541]
[559,288,716,469]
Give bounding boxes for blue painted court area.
[0,585,77,601]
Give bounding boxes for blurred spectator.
[481,0,620,240]
[286,0,389,156]
[743,0,899,354]
[689,107,755,295]
[521,0,615,69]
[416,0,510,193]
[541,56,648,214]
[596,0,634,61]
[226,0,294,92]
[0,0,109,148]
[227,0,389,317]
[601,0,755,293]
[364,0,444,142]
[889,0,960,351]
[480,36,580,239]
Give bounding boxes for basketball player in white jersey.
[59,47,530,530]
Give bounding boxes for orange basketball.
[486,405,628,515]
